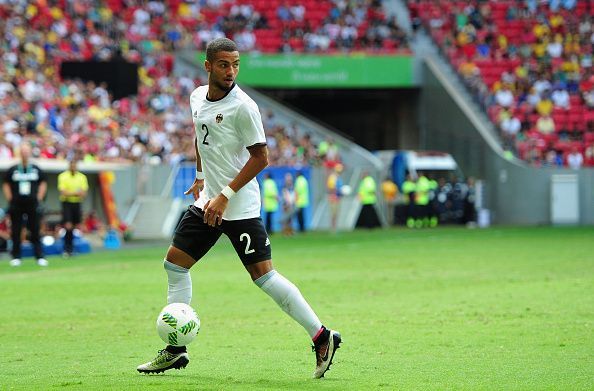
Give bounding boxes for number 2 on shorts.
[240,233,255,255]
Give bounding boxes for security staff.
[356,171,380,229]
[294,171,309,232]
[262,173,279,234]
[402,173,416,228]
[57,159,89,256]
[415,172,430,228]
[2,143,48,266]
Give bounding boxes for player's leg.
[138,206,221,374]
[225,217,341,378]
[249,260,341,378]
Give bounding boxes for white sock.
[255,270,322,338]
[164,260,192,304]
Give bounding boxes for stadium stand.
[0,0,408,167]
[408,0,594,167]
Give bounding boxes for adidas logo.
[193,110,198,118]
[265,237,270,246]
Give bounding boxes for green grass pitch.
[1,227,593,390]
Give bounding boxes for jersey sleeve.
[235,103,266,148]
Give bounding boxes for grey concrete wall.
[420,63,594,225]
[0,163,173,224]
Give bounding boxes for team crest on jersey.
[216,113,223,123]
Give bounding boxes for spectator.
[277,3,292,22]
[551,86,570,109]
[501,113,522,149]
[536,94,554,116]
[567,147,584,169]
[536,114,556,135]
[544,149,564,167]
[583,87,594,109]
[495,84,515,108]
[547,34,564,58]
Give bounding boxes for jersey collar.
[206,83,236,102]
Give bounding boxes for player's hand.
[184,178,204,201]
[202,195,228,227]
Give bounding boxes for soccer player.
[137,38,341,378]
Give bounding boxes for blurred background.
[0,0,593,255]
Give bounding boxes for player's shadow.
[137,373,342,389]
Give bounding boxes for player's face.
[206,51,240,93]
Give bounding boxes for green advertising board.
[195,52,414,88]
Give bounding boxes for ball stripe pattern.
[157,303,200,347]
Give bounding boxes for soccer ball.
[156,303,200,347]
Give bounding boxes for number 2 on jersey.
[201,124,209,145]
[240,233,255,255]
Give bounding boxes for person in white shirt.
[137,38,340,378]
[567,148,583,169]
[551,87,570,109]
[495,86,514,108]
[500,114,522,147]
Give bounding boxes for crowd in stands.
[197,0,409,53]
[409,0,594,167]
[0,0,406,167]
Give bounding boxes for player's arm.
[203,144,268,227]
[229,143,268,192]
[184,137,205,200]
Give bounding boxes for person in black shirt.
[2,144,48,266]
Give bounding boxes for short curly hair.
[206,38,239,62]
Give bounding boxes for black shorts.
[62,202,82,225]
[172,205,272,266]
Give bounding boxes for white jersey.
[190,84,266,220]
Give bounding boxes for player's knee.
[165,246,195,269]
[246,259,274,281]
